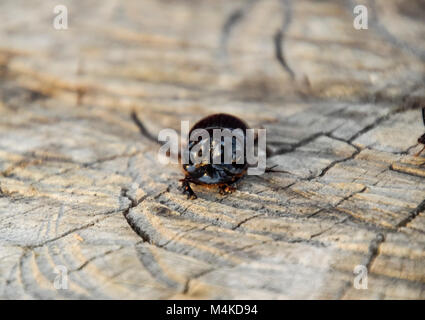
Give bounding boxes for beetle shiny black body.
[181,113,249,199]
[416,108,425,157]
[418,133,425,146]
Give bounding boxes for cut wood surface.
[1,0,425,299]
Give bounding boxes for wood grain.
[0,0,424,299]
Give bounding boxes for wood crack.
[70,246,124,273]
[317,148,361,178]
[274,0,295,79]
[396,198,425,230]
[121,188,151,243]
[363,232,385,271]
[26,214,114,249]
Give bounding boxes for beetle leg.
[219,184,236,195]
[180,178,197,200]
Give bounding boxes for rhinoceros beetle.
[131,112,272,200]
[180,113,250,199]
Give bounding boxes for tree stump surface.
[1,0,425,299]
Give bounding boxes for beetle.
[416,108,425,157]
[131,112,273,200]
[180,113,250,199]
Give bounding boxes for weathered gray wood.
[1,0,425,299]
